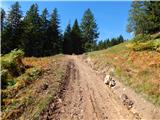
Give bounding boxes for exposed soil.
[41,55,145,120]
[7,55,159,119]
[83,55,160,120]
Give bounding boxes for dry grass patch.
[1,54,69,120]
[86,42,160,105]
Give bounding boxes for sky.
[1,1,133,41]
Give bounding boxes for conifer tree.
[71,19,83,54]
[117,35,124,43]
[81,9,99,52]
[1,2,23,54]
[63,23,72,54]
[40,8,50,56]
[144,1,160,33]
[48,8,62,55]
[22,3,42,56]
[1,8,5,31]
[127,1,160,35]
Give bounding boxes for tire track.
[41,56,138,120]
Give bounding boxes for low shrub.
[1,49,25,75]
[2,67,42,102]
[127,39,160,52]
[133,34,152,42]
[1,70,9,88]
[1,49,25,89]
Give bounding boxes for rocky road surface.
[44,55,142,120]
[40,55,160,120]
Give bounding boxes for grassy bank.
[86,39,160,106]
[1,50,69,119]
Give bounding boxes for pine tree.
[48,8,62,55]
[1,8,5,31]
[106,39,111,48]
[117,35,124,43]
[63,23,73,54]
[71,19,83,54]
[144,1,160,34]
[127,1,160,35]
[1,2,23,54]
[22,4,42,56]
[1,8,6,54]
[97,40,104,50]
[127,1,146,35]
[40,8,50,56]
[81,9,99,52]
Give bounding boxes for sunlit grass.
[87,41,160,105]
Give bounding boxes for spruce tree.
[1,8,5,31]
[1,2,23,54]
[127,1,160,35]
[127,1,146,35]
[117,35,124,43]
[48,8,62,55]
[144,1,160,33]
[22,4,42,56]
[81,8,99,52]
[40,8,50,56]
[71,19,83,54]
[63,23,73,54]
[106,39,111,48]
[1,8,6,54]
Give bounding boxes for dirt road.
[43,55,140,120]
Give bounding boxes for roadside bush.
[2,67,42,100]
[133,34,152,42]
[1,49,25,89]
[1,70,9,89]
[2,49,25,74]
[128,33,160,52]
[132,39,160,51]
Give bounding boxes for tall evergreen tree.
[117,35,124,43]
[40,8,50,56]
[63,23,72,54]
[71,19,83,54]
[97,40,106,50]
[1,2,23,54]
[22,4,42,56]
[144,1,160,33]
[81,9,99,52]
[1,8,5,31]
[127,1,160,35]
[127,1,146,35]
[106,39,111,48]
[48,8,62,55]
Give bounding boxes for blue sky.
[1,1,133,41]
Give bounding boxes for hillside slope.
[1,52,70,119]
[85,41,160,106]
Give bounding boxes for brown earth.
[41,55,145,120]
[4,55,159,119]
